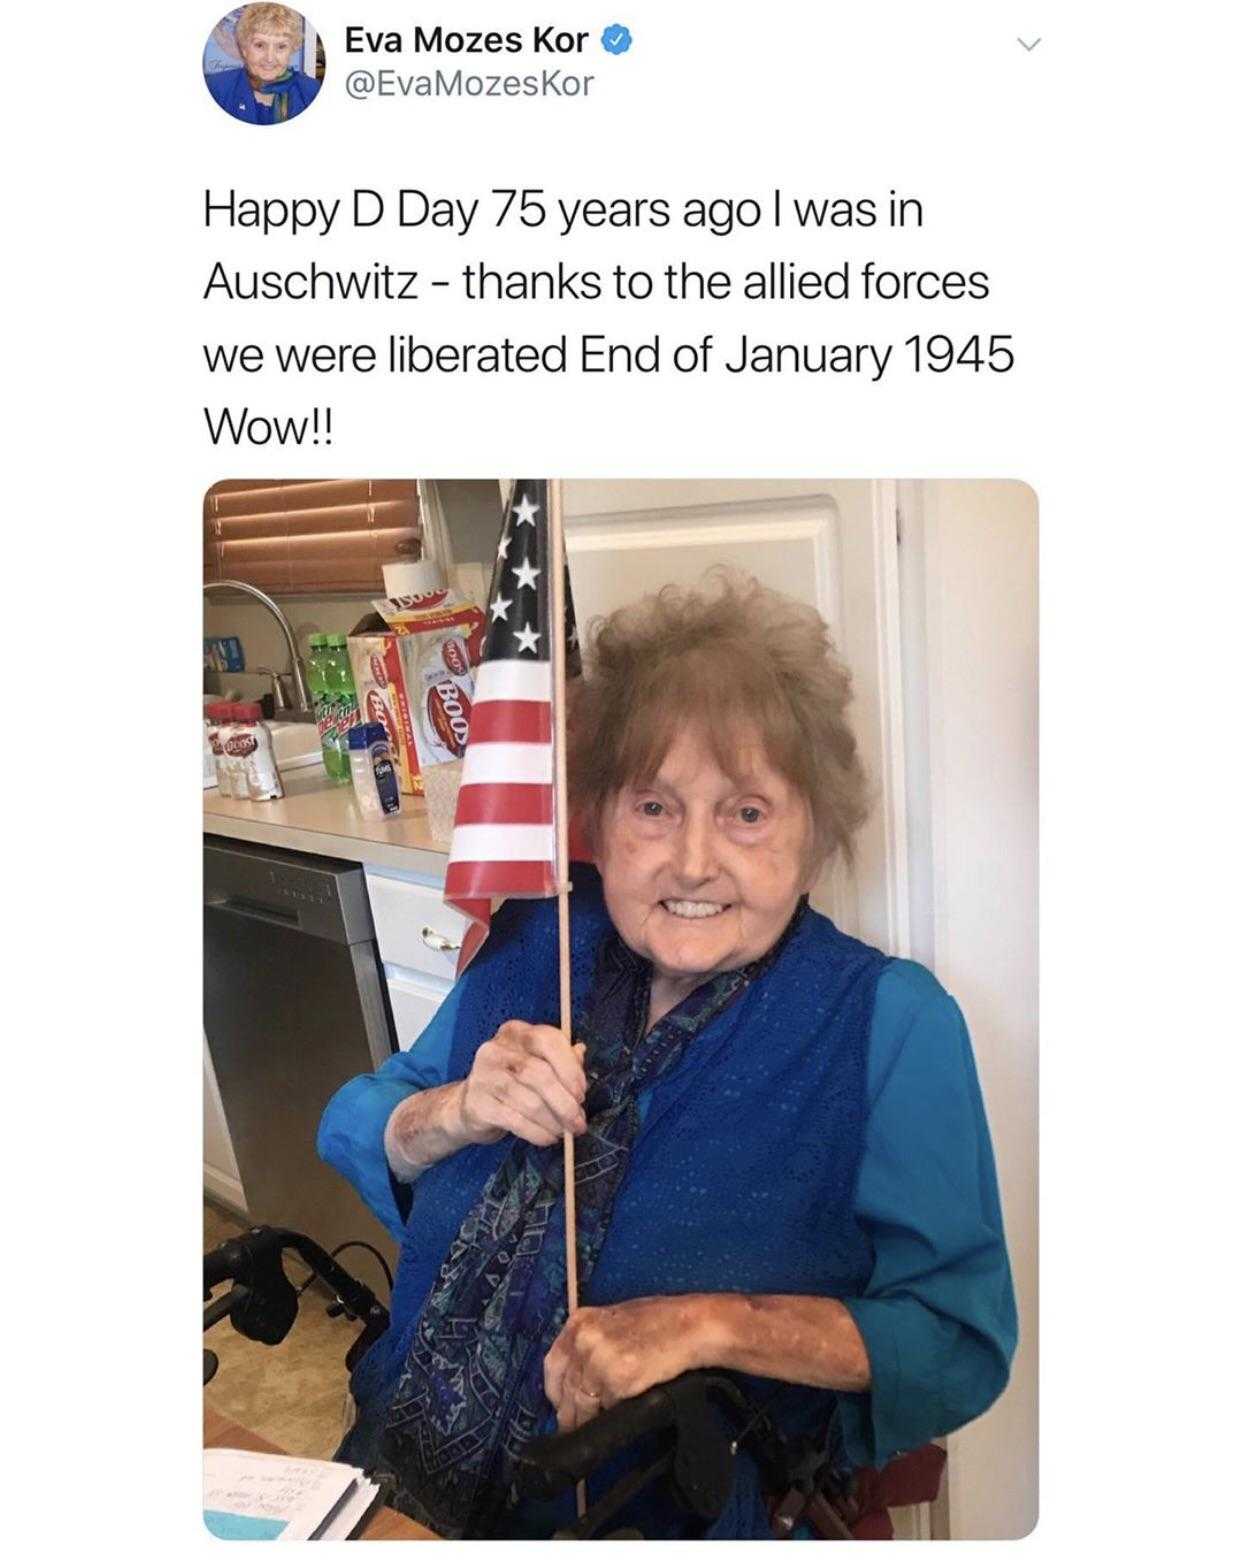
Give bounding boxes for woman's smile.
[660,898,730,919]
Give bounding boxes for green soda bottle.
[325,634,361,780]
[308,633,346,782]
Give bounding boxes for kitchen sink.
[266,721,324,770]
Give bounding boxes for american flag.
[444,480,581,970]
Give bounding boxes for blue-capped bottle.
[347,722,402,820]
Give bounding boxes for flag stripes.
[451,783,553,826]
[446,823,557,861]
[441,479,580,970]
[444,860,559,898]
[459,742,554,786]
[472,661,552,701]
[464,701,552,745]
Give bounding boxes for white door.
[563,480,908,956]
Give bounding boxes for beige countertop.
[204,765,450,877]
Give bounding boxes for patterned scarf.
[377,907,807,1537]
[252,68,294,121]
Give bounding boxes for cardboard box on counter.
[347,627,419,794]
[347,594,486,796]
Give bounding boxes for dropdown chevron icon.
[1018,37,1042,52]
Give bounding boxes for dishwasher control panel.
[204,838,377,946]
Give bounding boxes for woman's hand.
[543,1296,713,1433]
[543,1293,873,1432]
[384,1022,586,1180]
[458,1021,587,1149]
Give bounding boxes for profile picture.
[203,6,324,125]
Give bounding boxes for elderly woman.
[206,6,320,125]
[318,575,1016,1539]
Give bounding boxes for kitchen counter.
[204,764,450,876]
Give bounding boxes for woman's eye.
[737,805,764,824]
[639,800,665,818]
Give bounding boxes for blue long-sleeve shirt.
[319,938,1016,1475]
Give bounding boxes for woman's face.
[595,728,814,993]
[240,30,295,83]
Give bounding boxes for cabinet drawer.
[386,968,449,1052]
[365,870,470,981]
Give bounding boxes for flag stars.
[512,555,541,592]
[514,623,541,655]
[513,493,540,528]
[496,528,511,562]
[490,593,513,622]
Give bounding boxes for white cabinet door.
[563,480,906,951]
[386,966,451,1051]
[203,1036,246,1214]
[365,868,470,981]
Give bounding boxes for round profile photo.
[203,6,325,125]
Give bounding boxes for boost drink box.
[389,603,486,777]
[346,592,486,795]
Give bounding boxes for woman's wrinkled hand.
[543,1296,712,1433]
[458,1021,588,1149]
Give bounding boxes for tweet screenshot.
[18,2,1237,1553]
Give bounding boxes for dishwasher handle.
[206,895,302,932]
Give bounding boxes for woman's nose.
[673,816,718,884]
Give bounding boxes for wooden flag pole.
[548,477,577,1311]
[548,480,586,1518]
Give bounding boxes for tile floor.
[203,1201,374,1458]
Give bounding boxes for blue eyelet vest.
[344,867,889,1537]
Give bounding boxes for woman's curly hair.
[235,4,304,49]
[567,570,871,871]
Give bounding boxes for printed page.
[203,1448,359,1542]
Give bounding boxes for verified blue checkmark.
[601,24,633,55]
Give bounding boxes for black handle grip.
[517,1380,681,1496]
[515,1372,751,1498]
[203,1235,249,1291]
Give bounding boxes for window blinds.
[203,479,421,594]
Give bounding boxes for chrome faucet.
[204,579,313,716]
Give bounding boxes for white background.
[4,2,1239,1552]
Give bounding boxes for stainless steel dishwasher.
[204,836,398,1265]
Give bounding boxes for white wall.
[903,481,1039,1539]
